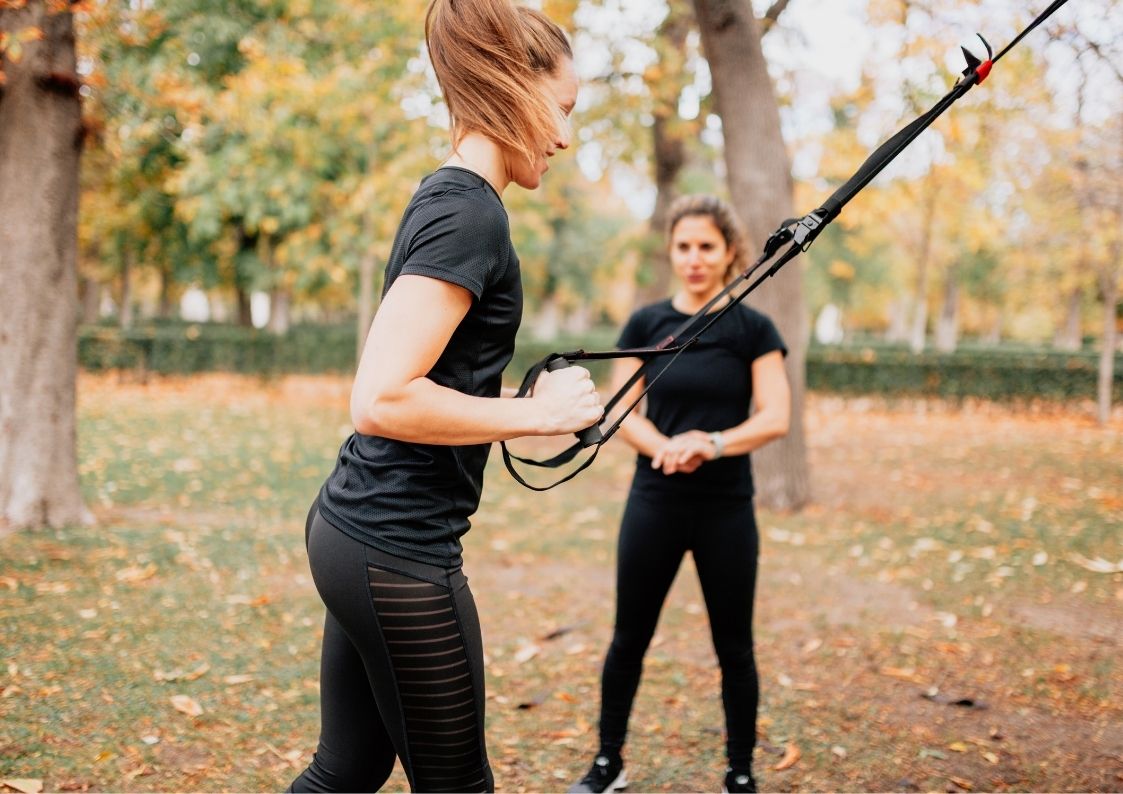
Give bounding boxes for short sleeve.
[616,308,651,350]
[748,312,787,362]
[400,193,509,299]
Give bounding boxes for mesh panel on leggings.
[368,565,489,793]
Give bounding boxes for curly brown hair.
[666,194,748,283]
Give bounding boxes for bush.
[806,343,1123,402]
[79,324,1123,402]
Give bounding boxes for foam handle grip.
[545,357,603,448]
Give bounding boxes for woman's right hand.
[530,365,604,436]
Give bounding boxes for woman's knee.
[290,743,394,793]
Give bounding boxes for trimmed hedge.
[806,344,1123,402]
[78,324,1123,402]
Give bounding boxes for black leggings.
[598,487,760,770]
[290,507,493,793]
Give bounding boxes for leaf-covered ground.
[2,375,1120,793]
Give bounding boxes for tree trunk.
[886,297,910,343]
[983,308,1003,346]
[637,2,691,307]
[691,0,810,510]
[157,266,174,319]
[80,275,100,325]
[636,113,687,306]
[909,188,938,354]
[532,294,561,341]
[1097,263,1119,426]
[235,286,252,327]
[934,266,959,353]
[267,287,291,335]
[357,215,378,363]
[118,248,134,329]
[0,2,90,530]
[1053,287,1083,351]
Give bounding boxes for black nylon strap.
[500,0,1072,490]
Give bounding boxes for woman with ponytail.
[568,195,790,794]
[288,2,597,791]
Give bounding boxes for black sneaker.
[567,754,627,793]
[722,767,757,793]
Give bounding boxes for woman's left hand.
[651,430,717,475]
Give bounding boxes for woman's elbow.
[769,410,790,441]
[351,390,394,436]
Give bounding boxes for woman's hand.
[530,365,604,436]
[651,430,718,475]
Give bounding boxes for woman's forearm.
[716,407,789,457]
[617,413,668,458]
[353,377,547,445]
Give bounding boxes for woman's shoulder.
[733,303,778,329]
[629,298,676,323]
[405,170,510,236]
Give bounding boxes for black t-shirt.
[617,299,786,498]
[318,167,522,568]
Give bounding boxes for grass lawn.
[1,374,1120,792]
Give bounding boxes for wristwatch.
[708,431,725,458]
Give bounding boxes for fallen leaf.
[949,775,974,790]
[773,743,801,771]
[831,745,847,759]
[223,674,255,685]
[170,694,203,717]
[115,564,158,583]
[1068,554,1123,574]
[541,625,579,641]
[0,781,43,794]
[513,644,540,664]
[982,751,1000,764]
[880,666,925,684]
[948,741,969,753]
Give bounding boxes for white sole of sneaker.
[607,769,628,791]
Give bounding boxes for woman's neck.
[672,288,728,315]
[443,133,509,197]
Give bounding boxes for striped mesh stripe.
[368,565,488,792]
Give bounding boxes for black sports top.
[318,167,522,568]
[616,299,786,498]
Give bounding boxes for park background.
[1,0,1121,791]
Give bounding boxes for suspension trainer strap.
[501,0,1072,490]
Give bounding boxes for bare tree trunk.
[118,248,134,329]
[637,2,691,307]
[267,288,291,335]
[157,266,174,319]
[80,275,100,325]
[909,188,938,354]
[1053,287,1083,351]
[691,0,810,510]
[637,113,687,306]
[983,308,1003,345]
[0,2,90,530]
[1098,262,1119,425]
[357,214,378,363]
[886,297,910,343]
[532,294,561,341]
[935,266,959,353]
[235,287,253,327]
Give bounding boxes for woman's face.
[670,215,736,299]
[509,57,578,190]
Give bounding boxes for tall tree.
[689,0,809,510]
[0,0,89,529]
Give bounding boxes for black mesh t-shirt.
[318,167,522,568]
[617,299,786,499]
